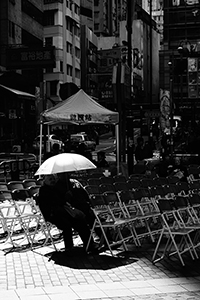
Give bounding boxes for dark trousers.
[51,206,91,249]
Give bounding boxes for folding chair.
[103,190,139,245]
[113,181,129,192]
[84,184,101,198]
[86,192,136,256]
[177,181,190,196]
[88,172,104,178]
[27,185,41,199]
[167,176,180,185]
[99,183,116,194]
[189,181,200,193]
[0,182,8,191]
[77,178,88,187]
[140,178,154,189]
[113,174,127,183]
[22,178,37,189]
[36,178,43,186]
[129,174,145,181]
[0,192,37,250]
[87,178,101,186]
[136,198,161,243]
[153,177,169,186]
[7,181,24,191]
[10,189,60,251]
[152,198,199,266]
[127,179,141,191]
[99,176,114,185]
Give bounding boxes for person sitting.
[37,174,99,254]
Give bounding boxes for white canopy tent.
[39,89,120,171]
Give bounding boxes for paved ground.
[1,235,200,300]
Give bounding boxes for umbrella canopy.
[35,153,96,176]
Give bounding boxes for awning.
[0,84,36,99]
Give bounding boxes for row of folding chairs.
[78,174,128,187]
[152,193,200,266]
[84,180,200,203]
[86,187,200,264]
[0,178,43,192]
[86,190,162,256]
[0,186,61,252]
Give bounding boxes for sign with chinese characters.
[188,57,200,98]
[69,114,92,122]
[6,46,55,69]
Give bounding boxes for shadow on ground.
[46,247,138,270]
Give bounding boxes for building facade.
[0,0,43,152]
[160,0,200,121]
[43,0,81,106]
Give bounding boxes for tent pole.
[115,124,120,174]
[39,120,43,166]
[47,124,50,152]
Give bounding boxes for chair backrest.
[174,195,189,209]
[189,193,200,206]
[84,185,101,196]
[113,175,127,183]
[118,190,135,205]
[99,176,114,185]
[0,190,13,202]
[7,181,24,191]
[0,182,8,191]
[153,177,169,186]
[27,185,41,198]
[89,194,106,208]
[157,198,174,213]
[140,178,154,188]
[77,178,88,187]
[167,176,180,184]
[22,179,36,188]
[12,189,30,201]
[177,181,190,194]
[99,183,115,194]
[113,181,129,192]
[127,179,141,190]
[36,178,43,186]
[87,178,101,186]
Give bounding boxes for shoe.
[87,242,100,254]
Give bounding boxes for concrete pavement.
[1,235,200,300]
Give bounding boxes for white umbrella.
[35,153,96,176]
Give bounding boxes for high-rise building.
[43,0,81,104]
[0,0,44,152]
[160,0,200,119]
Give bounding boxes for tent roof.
[0,84,36,99]
[42,89,119,125]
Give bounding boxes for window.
[50,81,57,95]
[80,6,92,18]
[60,61,63,72]
[94,23,99,30]
[9,21,15,38]
[94,0,99,6]
[67,64,72,76]
[45,37,53,46]
[74,25,80,37]
[74,3,79,15]
[22,0,43,25]
[67,42,72,53]
[66,17,73,32]
[75,47,80,58]
[44,10,55,26]
[75,68,80,78]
